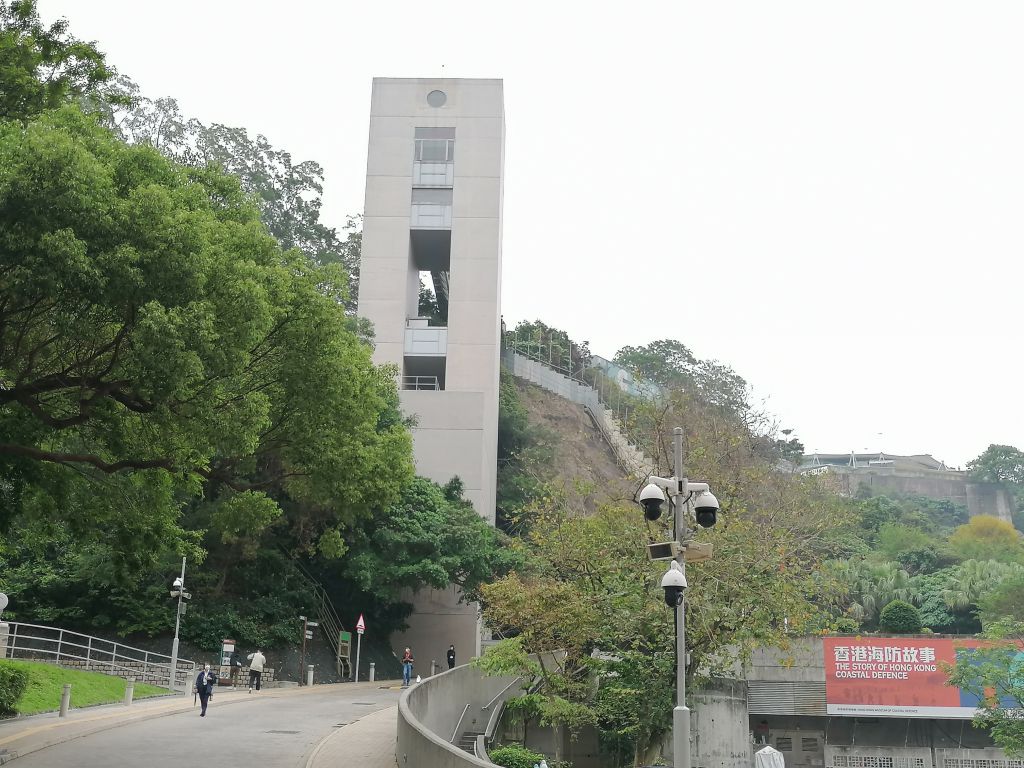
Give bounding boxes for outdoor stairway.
[457,730,485,754]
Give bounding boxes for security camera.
[693,490,720,528]
[638,483,666,521]
[661,561,687,607]
[172,577,183,588]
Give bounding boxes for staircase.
[457,729,485,754]
[502,348,656,480]
[283,556,349,676]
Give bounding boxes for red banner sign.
[823,637,979,718]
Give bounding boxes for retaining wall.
[397,664,521,768]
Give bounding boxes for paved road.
[12,685,400,768]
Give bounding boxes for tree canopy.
[0,0,120,122]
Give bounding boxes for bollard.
[124,677,135,706]
[431,660,437,677]
[368,662,375,682]
[306,664,314,687]
[59,683,71,717]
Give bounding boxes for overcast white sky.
[40,1,1024,467]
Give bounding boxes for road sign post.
[354,614,366,683]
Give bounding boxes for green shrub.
[0,662,30,715]
[879,600,923,633]
[490,744,548,768]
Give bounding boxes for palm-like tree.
[941,560,1024,612]
[831,560,920,626]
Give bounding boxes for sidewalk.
[0,682,382,765]
[305,704,398,768]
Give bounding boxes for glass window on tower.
[413,127,455,187]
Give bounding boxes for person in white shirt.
[247,649,266,692]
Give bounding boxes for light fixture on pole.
[168,557,191,693]
[637,427,720,768]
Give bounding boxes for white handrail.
[450,703,471,743]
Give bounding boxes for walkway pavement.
[0,681,402,767]
[305,703,398,768]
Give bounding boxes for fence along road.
[1,622,196,689]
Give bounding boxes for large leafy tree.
[0,0,120,122]
[0,106,412,559]
[947,516,1024,564]
[614,339,748,413]
[479,402,851,766]
[99,79,362,311]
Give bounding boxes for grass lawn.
[4,660,169,715]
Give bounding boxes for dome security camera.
[661,561,687,607]
[638,483,666,521]
[693,490,720,528]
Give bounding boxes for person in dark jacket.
[446,645,456,670]
[195,664,217,717]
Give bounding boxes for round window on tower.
[426,90,447,108]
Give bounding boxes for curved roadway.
[11,683,399,768]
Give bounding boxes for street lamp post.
[669,428,691,768]
[169,557,186,692]
[640,427,720,768]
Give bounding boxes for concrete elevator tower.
[357,78,505,658]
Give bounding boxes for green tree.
[979,573,1024,626]
[0,106,412,559]
[339,477,523,606]
[878,600,922,633]
[0,0,120,122]
[947,620,1024,755]
[829,560,919,628]
[505,320,591,377]
[614,339,748,412]
[102,80,363,311]
[969,444,1024,486]
[947,516,1024,564]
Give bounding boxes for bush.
[490,744,548,768]
[879,600,923,633]
[0,662,30,715]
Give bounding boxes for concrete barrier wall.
[397,664,522,768]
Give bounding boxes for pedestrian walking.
[446,644,456,670]
[229,649,242,688]
[195,664,217,717]
[401,647,414,687]
[247,648,266,692]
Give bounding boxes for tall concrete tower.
[358,78,504,659]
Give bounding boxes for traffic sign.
[305,631,313,639]
[307,621,318,628]
[355,614,366,634]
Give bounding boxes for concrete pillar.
[59,684,71,717]
[369,663,375,682]
[306,665,314,686]
[690,679,751,768]
[124,678,135,705]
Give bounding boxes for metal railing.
[402,375,441,391]
[283,555,349,677]
[2,622,195,689]
[450,703,471,743]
